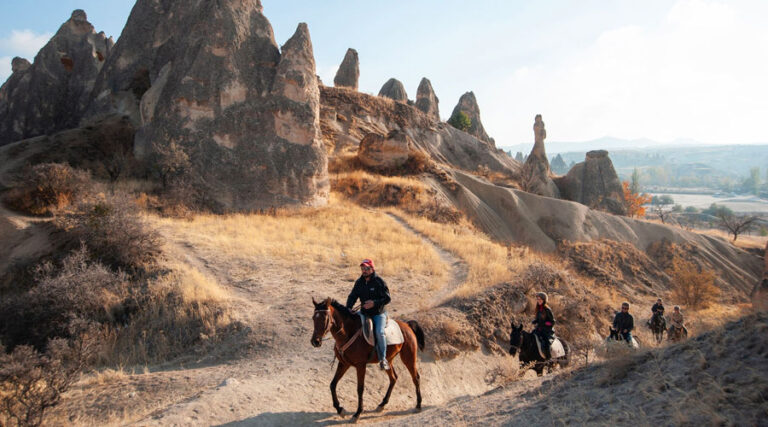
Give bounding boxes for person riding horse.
[346,259,392,370]
[669,305,685,339]
[532,292,555,358]
[648,298,665,327]
[612,302,635,345]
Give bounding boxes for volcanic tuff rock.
[333,48,359,90]
[357,130,414,169]
[555,150,627,215]
[415,78,440,122]
[0,10,112,145]
[86,0,328,210]
[522,115,560,198]
[450,92,492,145]
[378,78,408,103]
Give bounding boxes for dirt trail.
[121,213,515,426]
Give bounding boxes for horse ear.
[312,296,318,306]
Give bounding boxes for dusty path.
[385,212,468,306]
[122,212,515,426]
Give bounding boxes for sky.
[1,0,768,146]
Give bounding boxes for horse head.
[509,322,524,356]
[311,297,333,348]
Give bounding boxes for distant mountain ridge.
[501,136,768,155]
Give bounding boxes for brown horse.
[311,298,425,420]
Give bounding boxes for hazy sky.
[1,0,767,146]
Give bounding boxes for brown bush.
[3,163,91,215]
[668,258,720,309]
[57,194,162,272]
[0,331,98,427]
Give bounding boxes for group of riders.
[344,258,687,368]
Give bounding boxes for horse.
[668,325,688,342]
[649,312,666,344]
[509,323,570,376]
[311,298,425,421]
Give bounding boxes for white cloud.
[486,0,768,145]
[0,29,52,83]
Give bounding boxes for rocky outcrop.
[378,78,408,102]
[522,115,560,198]
[555,150,626,215]
[333,48,359,90]
[450,92,492,144]
[358,130,414,169]
[0,10,112,145]
[87,0,328,210]
[415,78,440,122]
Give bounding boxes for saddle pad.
[534,335,565,359]
[359,314,405,346]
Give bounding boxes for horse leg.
[377,360,398,411]
[330,361,350,416]
[353,364,366,420]
[400,344,422,410]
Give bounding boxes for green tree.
[448,111,471,132]
[630,168,641,194]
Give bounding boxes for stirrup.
[379,360,389,371]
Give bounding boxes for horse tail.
[407,320,425,352]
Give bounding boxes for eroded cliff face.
[86,0,328,210]
[320,86,516,175]
[0,10,112,145]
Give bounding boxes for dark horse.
[509,323,570,376]
[649,312,666,344]
[311,298,425,421]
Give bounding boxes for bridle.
[314,308,334,340]
[509,328,523,353]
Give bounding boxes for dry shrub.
[3,163,91,215]
[668,258,720,309]
[0,247,127,351]
[0,331,99,427]
[57,194,162,272]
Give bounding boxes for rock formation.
[357,130,414,169]
[555,150,627,215]
[0,10,112,145]
[87,0,328,210]
[521,115,560,198]
[415,78,440,122]
[752,241,768,311]
[550,154,568,174]
[333,48,359,90]
[450,92,492,144]
[378,78,408,102]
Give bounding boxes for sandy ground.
[48,208,527,426]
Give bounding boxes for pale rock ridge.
[378,78,408,102]
[89,0,327,210]
[415,77,440,122]
[450,91,492,144]
[522,115,560,198]
[333,48,359,90]
[555,149,627,215]
[0,9,111,145]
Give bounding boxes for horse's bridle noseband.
[314,308,333,339]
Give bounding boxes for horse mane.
[329,299,355,319]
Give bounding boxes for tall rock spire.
[378,78,408,102]
[415,77,439,122]
[0,9,111,145]
[450,92,492,144]
[333,48,359,90]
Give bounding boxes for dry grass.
[149,195,446,281]
[386,208,545,297]
[696,227,767,249]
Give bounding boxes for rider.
[531,292,555,358]
[612,302,635,345]
[346,259,392,370]
[648,298,665,327]
[669,305,685,336]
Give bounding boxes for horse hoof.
[375,405,385,413]
[337,408,346,418]
[351,414,361,423]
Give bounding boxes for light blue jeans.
[371,313,387,362]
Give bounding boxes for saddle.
[359,313,405,347]
[533,334,565,359]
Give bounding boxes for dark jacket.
[652,303,665,315]
[346,273,391,316]
[532,305,555,333]
[613,311,634,332]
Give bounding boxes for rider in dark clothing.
[612,302,634,345]
[648,298,665,327]
[346,259,392,370]
[532,292,555,358]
